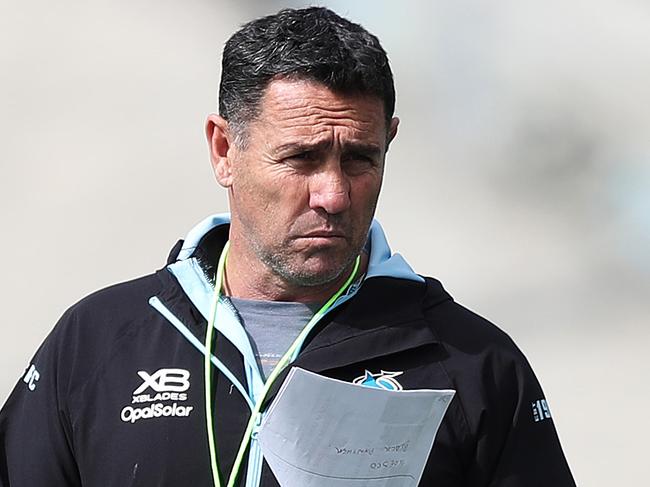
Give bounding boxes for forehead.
[251,79,388,143]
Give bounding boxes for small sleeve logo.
[23,364,40,391]
[532,398,552,422]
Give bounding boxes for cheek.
[263,172,310,212]
[234,168,310,227]
[350,175,383,213]
[233,162,281,203]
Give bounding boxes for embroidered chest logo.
[353,370,404,391]
[120,368,194,424]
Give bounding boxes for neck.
[222,239,367,303]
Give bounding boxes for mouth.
[299,227,347,237]
[301,232,346,238]
[295,231,348,245]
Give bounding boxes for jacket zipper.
[149,276,363,487]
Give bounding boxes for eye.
[342,153,377,173]
[283,151,318,170]
[289,152,312,161]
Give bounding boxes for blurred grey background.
[1,0,648,485]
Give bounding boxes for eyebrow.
[344,142,382,158]
[273,141,330,156]
[273,141,382,158]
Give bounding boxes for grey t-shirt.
[227,297,320,380]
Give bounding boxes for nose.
[308,163,351,215]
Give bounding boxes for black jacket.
[0,219,576,486]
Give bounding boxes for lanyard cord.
[204,241,361,487]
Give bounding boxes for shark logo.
[352,370,404,391]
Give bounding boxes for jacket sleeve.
[467,342,576,487]
[0,309,82,486]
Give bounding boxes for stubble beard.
[252,237,362,289]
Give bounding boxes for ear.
[388,116,400,143]
[205,113,234,188]
[386,116,399,150]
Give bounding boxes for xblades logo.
[121,368,194,424]
[133,368,190,394]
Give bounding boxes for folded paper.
[258,368,455,486]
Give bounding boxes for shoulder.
[54,271,170,353]
[66,271,164,327]
[421,276,545,423]
[422,276,525,362]
[34,272,167,384]
[3,271,171,420]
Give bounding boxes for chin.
[294,257,357,287]
[261,246,358,288]
[278,260,347,288]
[287,271,344,288]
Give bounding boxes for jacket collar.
[172,213,425,284]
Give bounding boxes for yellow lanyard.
[204,241,361,487]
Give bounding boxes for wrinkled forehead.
[253,78,389,137]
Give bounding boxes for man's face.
[217,79,398,288]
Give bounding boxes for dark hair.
[219,7,395,145]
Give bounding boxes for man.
[0,7,575,487]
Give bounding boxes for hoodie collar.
[173,213,423,283]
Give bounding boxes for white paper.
[258,367,455,486]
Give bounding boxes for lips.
[293,231,348,247]
[300,232,346,238]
